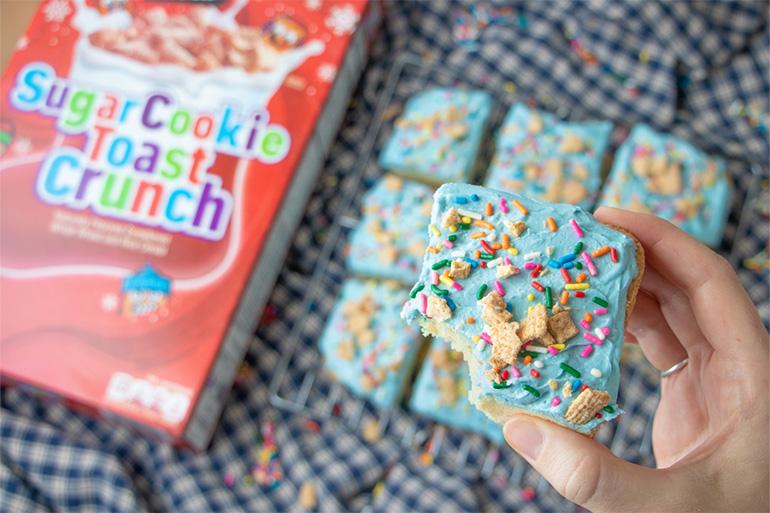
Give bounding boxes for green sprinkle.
[592,297,609,307]
[460,223,471,230]
[409,283,424,298]
[545,286,553,309]
[431,285,448,296]
[476,283,488,300]
[431,259,450,270]
[493,381,512,389]
[559,362,581,378]
[522,351,539,359]
[448,234,458,242]
[575,262,584,270]
[573,241,584,255]
[479,253,495,261]
[602,405,615,414]
[522,385,540,397]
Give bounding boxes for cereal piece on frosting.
[489,321,523,368]
[547,309,579,344]
[448,260,471,279]
[427,296,452,322]
[496,264,518,279]
[518,303,550,343]
[564,388,611,424]
[510,220,528,237]
[442,208,461,228]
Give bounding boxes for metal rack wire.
[267,52,763,510]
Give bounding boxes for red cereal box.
[0,0,379,449]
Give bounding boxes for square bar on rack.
[409,337,503,444]
[484,103,613,211]
[402,183,644,435]
[320,278,424,409]
[598,124,731,247]
[379,88,493,185]
[347,174,434,285]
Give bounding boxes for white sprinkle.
[457,208,482,220]
[523,251,541,260]
[526,345,547,353]
[546,246,554,257]
[451,250,465,258]
[476,341,487,353]
[594,328,606,341]
[487,257,503,268]
[487,232,497,241]
[539,269,550,277]
[534,360,544,369]
[590,368,602,378]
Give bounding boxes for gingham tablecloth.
[2,1,768,511]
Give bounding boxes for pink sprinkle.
[581,251,598,276]
[494,280,505,296]
[547,346,559,355]
[419,293,427,315]
[431,271,439,285]
[452,281,464,291]
[593,308,608,316]
[511,366,521,378]
[479,332,493,345]
[524,262,537,270]
[223,471,236,488]
[583,332,602,344]
[580,345,594,358]
[443,240,454,249]
[503,256,511,265]
[569,219,584,238]
[499,197,509,213]
[601,326,611,336]
[579,319,591,330]
[551,396,562,406]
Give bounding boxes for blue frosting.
[402,183,640,434]
[484,103,613,211]
[410,338,503,444]
[379,88,493,184]
[598,124,731,247]
[347,175,434,284]
[320,278,423,409]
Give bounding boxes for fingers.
[504,415,695,512]
[627,290,688,371]
[595,207,766,351]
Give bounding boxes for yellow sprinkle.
[439,275,454,286]
[508,248,519,256]
[527,293,535,301]
[461,216,471,224]
[472,335,481,343]
[470,231,487,239]
[429,224,440,237]
[546,216,557,232]
[565,283,590,290]
[474,220,494,230]
[449,225,458,233]
[504,81,516,93]
[639,50,650,63]
[549,343,566,351]
[427,247,439,254]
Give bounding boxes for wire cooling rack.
[267,52,763,510]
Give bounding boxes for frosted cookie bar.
[320,278,423,409]
[402,184,644,434]
[410,337,503,444]
[598,124,731,246]
[347,174,433,284]
[379,88,493,185]
[484,103,613,210]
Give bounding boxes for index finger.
[594,206,766,351]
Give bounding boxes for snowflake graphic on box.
[325,4,360,36]
[43,0,71,22]
[317,63,337,82]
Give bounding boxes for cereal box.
[0,0,379,449]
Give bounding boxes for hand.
[503,207,769,513]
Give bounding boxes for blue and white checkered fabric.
[2,2,768,511]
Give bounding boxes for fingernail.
[504,417,543,461]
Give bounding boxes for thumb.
[503,415,691,512]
